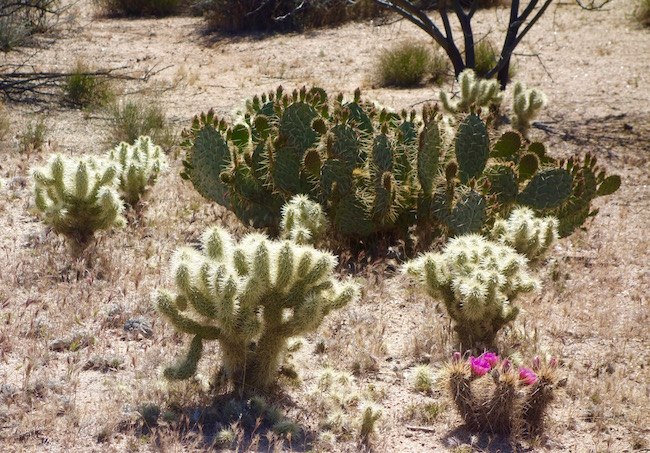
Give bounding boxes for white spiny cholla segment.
[491,207,558,260]
[511,82,547,137]
[280,194,328,245]
[108,135,168,205]
[440,69,504,114]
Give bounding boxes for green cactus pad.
[417,122,442,196]
[345,102,373,134]
[455,114,489,184]
[334,194,376,237]
[517,168,572,210]
[596,175,621,196]
[330,124,359,166]
[271,147,302,195]
[321,158,354,199]
[518,153,540,182]
[447,190,487,235]
[279,102,319,153]
[372,134,394,175]
[485,165,519,203]
[188,125,232,208]
[491,131,521,158]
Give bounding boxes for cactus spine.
[156,226,359,392]
[108,136,168,206]
[31,154,125,245]
[402,234,539,349]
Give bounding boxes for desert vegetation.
[0,0,649,452]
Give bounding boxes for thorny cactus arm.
[511,81,547,138]
[402,234,539,349]
[490,207,558,261]
[280,194,328,245]
[108,136,168,206]
[31,154,125,245]
[155,226,359,392]
[440,69,503,114]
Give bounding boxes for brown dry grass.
[1,0,649,451]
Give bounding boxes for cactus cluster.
[31,154,125,244]
[280,194,327,245]
[156,226,359,392]
[181,86,607,242]
[446,352,560,435]
[511,81,547,138]
[402,233,539,349]
[490,207,558,260]
[440,69,503,114]
[108,135,168,206]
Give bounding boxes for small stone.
[123,318,153,339]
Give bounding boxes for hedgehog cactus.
[280,194,327,245]
[440,69,503,114]
[490,207,559,260]
[402,234,539,349]
[156,226,359,392]
[446,352,560,435]
[511,82,547,138]
[108,136,168,206]
[31,154,125,245]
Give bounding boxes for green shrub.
[473,40,498,78]
[18,115,48,154]
[107,98,175,151]
[0,1,61,51]
[377,41,448,87]
[93,0,182,17]
[63,62,114,109]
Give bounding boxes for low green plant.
[63,61,114,109]
[107,136,168,206]
[156,226,360,392]
[473,40,498,78]
[107,98,175,151]
[634,0,650,27]
[93,0,181,17]
[412,364,435,394]
[402,233,539,350]
[30,154,125,246]
[377,41,438,87]
[445,352,560,435]
[18,115,48,154]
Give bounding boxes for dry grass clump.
[376,41,450,87]
[106,98,176,151]
[17,115,48,154]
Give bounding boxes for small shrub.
[63,62,114,109]
[0,0,61,51]
[473,40,498,78]
[0,101,10,140]
[377,41,437,87]
[93,0,182,17]
[18,115,48,154]
[107,98,175,151]
[635,0,650,27]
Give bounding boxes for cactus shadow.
[442,426,532,452]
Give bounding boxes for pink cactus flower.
[549,357,558,368]
[501,359,512,372]
[532,356,541,370]
[480,352,500,368]
[519,367,537,385]
[452,352,461,363]
[470,356,491,376]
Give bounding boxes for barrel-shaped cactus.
[108,136,168,206]
[156,226,359,392]
[445,352,560,435]
[402,234,539,349]
[31,154,125,245]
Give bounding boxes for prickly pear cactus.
[402,234,539,349]
[31,154,125,245]
[490,207,558,260]
[280,194,327,245]
[108,136,168,206]
[156,226,359,392]
[440,69,503,114]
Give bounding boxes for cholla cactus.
[108,136,168,206]
[511,81,547,138]
[440,69,503,114]
[31,154,125,245]
[490,207,558,261]
[280,194,328,245]
[445,352,560,435]
[402,234,539,349]
[156,226,359,392]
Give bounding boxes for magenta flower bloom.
[452,352,461,363]
[470,356,491,376]
[480,352,500,368]
[519,367,537,385]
